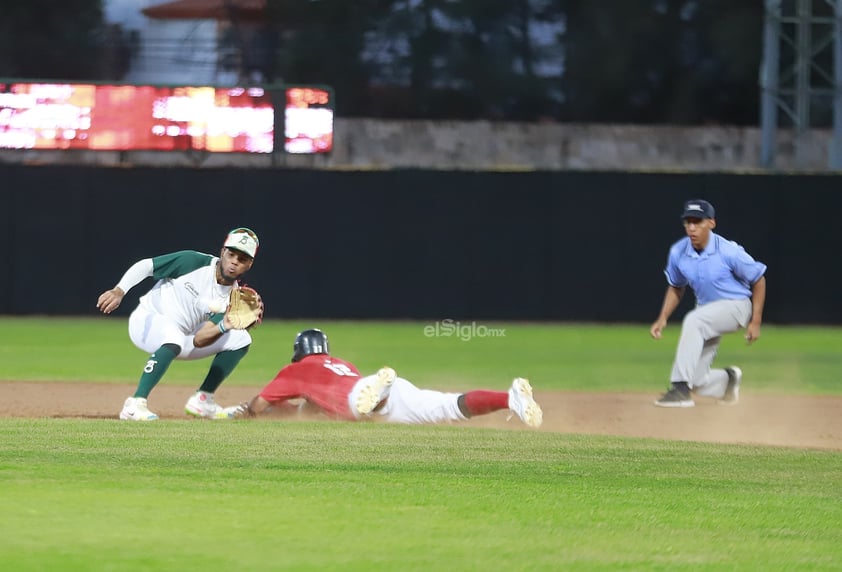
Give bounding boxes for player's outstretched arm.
[96,258,154,314]
[226,395,276,419]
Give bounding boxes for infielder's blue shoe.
[719,366,742,405]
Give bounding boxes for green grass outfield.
[0,318,840,570]
[1,317,840,394]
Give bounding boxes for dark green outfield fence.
[0,164,837,324]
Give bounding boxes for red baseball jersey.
[259,354,362,420]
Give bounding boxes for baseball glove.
[225,286,264,329]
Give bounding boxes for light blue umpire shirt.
[664,232,767,306]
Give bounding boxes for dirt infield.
[1,381,840,451]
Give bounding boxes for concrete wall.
[1,119,836,172]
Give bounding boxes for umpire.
[650,199,767,408]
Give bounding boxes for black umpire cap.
[681,199,715,220]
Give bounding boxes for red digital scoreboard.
[0,82,334,154]
[284,86,333,154]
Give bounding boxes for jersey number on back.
[322,360,358,377]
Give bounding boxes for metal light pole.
[760,0,842,169]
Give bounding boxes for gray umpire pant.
[670,298,753,397]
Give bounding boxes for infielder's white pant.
[128,306,252,360]
[374,377,468,424]
[670,298,752,397]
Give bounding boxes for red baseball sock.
[461,390,508,416]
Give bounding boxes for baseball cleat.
[508,377,543,428]
[119,397,159,421]
[184,390,224,419]
[719,366,742,405]
[654,386,695,408]
[355,366,395,416]
[215,403,250,419]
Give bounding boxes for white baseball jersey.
[137,250,233,334]
[120,250,252,359]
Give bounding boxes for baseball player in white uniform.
[96,227,260,421]
[650,200,767,407]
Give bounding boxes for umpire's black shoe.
[719,366,742,406]
[654,385,695,408]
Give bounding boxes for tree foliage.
[562,0,762,124]
[267,0,762,124]
[0,0,111,80]
[1,0,766,124]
